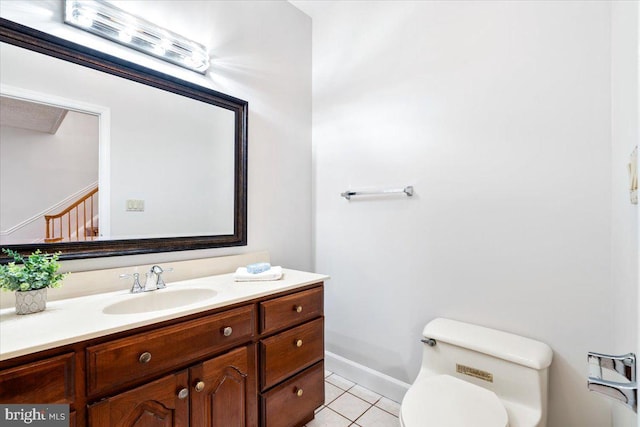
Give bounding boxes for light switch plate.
[630,146,638,205]
[126,199,145,212]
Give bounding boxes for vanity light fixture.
[64,0,210,73]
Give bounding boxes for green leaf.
[0,249,68,292]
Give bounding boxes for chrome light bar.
[64,0,210,73]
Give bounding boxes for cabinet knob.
[139,351,152,364]
[223,326,233,337]
[294,305,303,313]
[295,339,303,348]
[194,381,205,392]
[177,388,189,400]
[295,388,304,397]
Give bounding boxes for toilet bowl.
[400,318,553,427]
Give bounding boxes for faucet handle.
[150,266,173,274]
[150,265,173,289]
[120,272,143,293]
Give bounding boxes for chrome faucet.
[145,265,168,291]
[120,265,173,293]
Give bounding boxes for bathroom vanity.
[0,269,326,427]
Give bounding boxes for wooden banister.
[45,187,98,243]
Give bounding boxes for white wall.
[308,1,615,426]
[611,1,640,426]
[0,1,312,271]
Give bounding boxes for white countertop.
[0,269,328,361]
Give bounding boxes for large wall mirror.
[0,18,248,261]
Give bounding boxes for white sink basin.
[103,288,218,315]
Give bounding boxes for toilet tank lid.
[423,318,553,370]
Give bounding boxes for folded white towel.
[234,266,283,282]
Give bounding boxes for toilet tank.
[419,318,553,427]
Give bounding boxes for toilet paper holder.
[587,351,637,413]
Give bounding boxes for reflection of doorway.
[0,84,110,244]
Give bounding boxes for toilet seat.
[400,374,509,427]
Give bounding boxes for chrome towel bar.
[341,186,414,200]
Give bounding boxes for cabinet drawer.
[0,353,75,404]
[260,317,323,390]
[260,286,323,334]
[261,362,324,427]
[87,305,255,396]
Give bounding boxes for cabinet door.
[88,370,189,427]
[190,345,256,427]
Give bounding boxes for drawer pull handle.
[139,352,152,364]
[295,388,304,397]
[177,388,189,400]
[294,305,303,313]
[295,339,303,348]
[223,327,233,337]
[195,381,205,392]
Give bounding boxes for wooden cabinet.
[261,363,324,427]
[86,312,257,427]
[89,345,256,427]
[88,370,190,427]
[0,352,75,405]
[191,345,256,427]
[259,287,323,334]
[260,318,324,390]
[0,282,323,427]
[259,287,325,427]
[86,305,255,396]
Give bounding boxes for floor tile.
[349,384,382,404]
[328,392,372,422]
[374,397,400,417]
[308,375,399,427]
[325,370,333,378]
[325,381,346,404]
[326,373,356,391]
[306,407,352,427]
[356,406,400,427]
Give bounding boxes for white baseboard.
[325,351,411,404]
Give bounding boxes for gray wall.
[0,111,98,242]
[611,1,639,426]
[307,1,635,426]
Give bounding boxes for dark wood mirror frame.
[0,18,248,261]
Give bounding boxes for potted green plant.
[0,249,68,315]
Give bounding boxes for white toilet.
[400,318,553,427]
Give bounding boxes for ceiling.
[0,96,69,134]
[289,1,319,18]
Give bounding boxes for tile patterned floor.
[304,370,401,427]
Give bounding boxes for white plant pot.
[15,288,47,315]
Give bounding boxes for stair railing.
[45,187,99,243]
